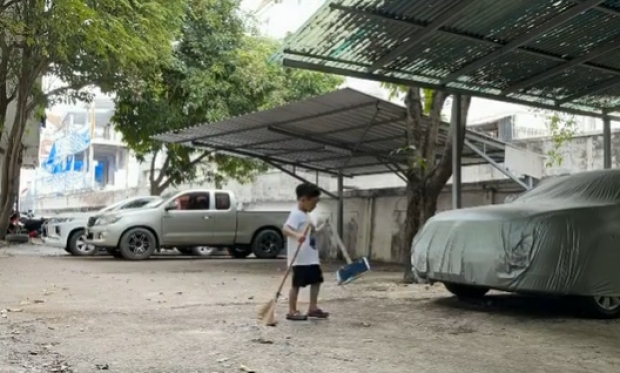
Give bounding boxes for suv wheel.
[118,228,156,260]
[68,229,98,256]
[579,296,620,319]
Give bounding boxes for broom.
[257,223,311,326]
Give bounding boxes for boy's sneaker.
[307,308,330,319]
[286,311,308,321]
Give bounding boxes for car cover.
[411,169,620,296]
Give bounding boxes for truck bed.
[235,210,289,245]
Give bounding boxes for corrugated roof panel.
[459,51,561,90]
[449,0,574,41]
[389,33,495,78]
[526,10,620,58]
[589,53,620,71]
[526,67,617,100]
[154,88,510,176]
[281,0,620,114]
[572,85,620,108]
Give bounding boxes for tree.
[382,84,471,282]
[0,0,186,237]
[112,0,343,195]
[530,109,577,168]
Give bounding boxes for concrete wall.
[308,180,522,263]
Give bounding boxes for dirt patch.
[1,246,620,372]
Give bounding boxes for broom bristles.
[261,302,277,326]
[256,299,274,320]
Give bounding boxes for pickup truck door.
[161,192,218,245]
[209,191,237,245]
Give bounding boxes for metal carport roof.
[280,0,620,120]
[152,88,516,178]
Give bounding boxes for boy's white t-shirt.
[285,207,320,267]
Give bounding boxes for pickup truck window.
[177,192,210,211]
[215,192,231,210]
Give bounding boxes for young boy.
[282,182,329,321]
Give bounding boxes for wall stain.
[389,209,406,262]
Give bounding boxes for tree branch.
[423,90,449,162]
[157,150,213,192]
[148,148,160,187]
[154,151,171,186]
[0,0,23,12]
[25,82,90,114]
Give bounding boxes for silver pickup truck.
[84,189,289,260]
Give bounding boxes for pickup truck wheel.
[68,229,98,257]
[252,229,284,259]
[119,228,156,260]
[106,248,123,258]
[227,246,252,259]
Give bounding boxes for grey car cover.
[411,169,620,296]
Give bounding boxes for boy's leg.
[287,266,307,321]
[288,286,299,314]
[307,265,329,319]
[309,283,320,311]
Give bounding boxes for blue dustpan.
[337,257,371,285]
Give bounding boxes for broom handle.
[330,221,352,264]
[274,223,311,298]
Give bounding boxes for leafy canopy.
[112,0,343,193]
[0,0,187,236]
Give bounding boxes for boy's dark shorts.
[292,264,324,288]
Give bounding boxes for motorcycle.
[7,211,46,238]
[7,211,25,235]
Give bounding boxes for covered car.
[412,169,620,318]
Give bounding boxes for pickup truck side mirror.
[164,201,177,211]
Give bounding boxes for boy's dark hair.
[295,182,321,200]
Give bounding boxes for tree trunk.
[402,183,421,282]
[150,182,166,196]
[399,87,471,282]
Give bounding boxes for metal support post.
[603,111,612,169]
[452,94,462,209]
[337,170,344,239]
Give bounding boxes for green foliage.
[531,109,577,168]
[0,0,187,236]
[112,0,343,193]
[381,83,434,114]
[0,0,186,113]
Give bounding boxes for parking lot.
[1,244,619,373]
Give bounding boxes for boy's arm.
[282,225,302,239]
[283,211,305,241]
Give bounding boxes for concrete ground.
[1,244,619,373]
